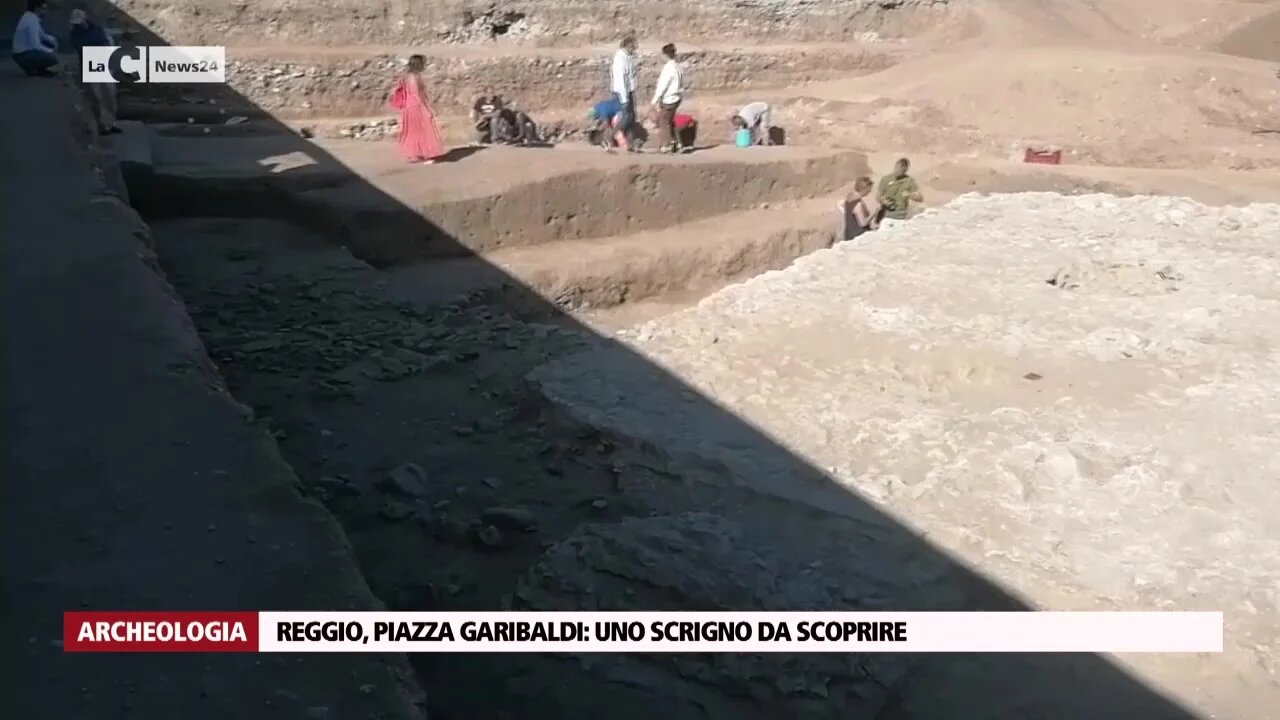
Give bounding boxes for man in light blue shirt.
[12,0,61,77]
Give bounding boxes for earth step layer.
[382,196,848,311]
[136,134,870,266]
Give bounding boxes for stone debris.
[190,274,532,393]
[209,45,895,122]
[508,512,915,717]
[315,474,360,499]
[378,499,417,521]
[475,524,505,549]
[480,506,539,532]
[117,0,943,48]
[337,118,399,141]
[377,463,430,497]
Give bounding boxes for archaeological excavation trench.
[133,127,862,309]
[20,0,1280,707]
[124,122,915,717]
[104,104,1211,717]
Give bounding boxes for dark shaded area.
[8,1,1206,718]
[436,145,485,163]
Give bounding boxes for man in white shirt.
[11,0,61,77]
[609,35,638,149]
[650,43,686,153]
[732,101,774,146]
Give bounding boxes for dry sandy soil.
[75,0,1280,717]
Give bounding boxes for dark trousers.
[511,112,538,144]
[475,112,504,144]
[13,49,58,76]
[614,92,635,139]
[678,123,697,149]
[655,100,680,151]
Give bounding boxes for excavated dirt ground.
[533,193,1280,719]
[79,0,1280,716]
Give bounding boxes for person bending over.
[498,105,539,145]
[674,113,697,151]
[587,96,629,152]
[731,101,773,146]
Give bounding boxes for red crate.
[1024,148,1063,165]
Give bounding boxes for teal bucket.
[734,128,752,148]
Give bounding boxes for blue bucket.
[735,128,752,148]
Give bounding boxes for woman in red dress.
[393,55,446,164]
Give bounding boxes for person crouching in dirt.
[499,105,540,145]
[838,176,878,241]
[876,157,924,223]
[731,101,773,146]
[674,113,697,151]
[471,92,510,145]
[587,96,630,152]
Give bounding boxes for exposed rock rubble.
[506,512,926,718]
[223,48,897,119]
[109,0,956,46]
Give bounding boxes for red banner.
[63,611,258,652]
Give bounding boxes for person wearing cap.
[69,8,120,135]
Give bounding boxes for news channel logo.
[82,46,226,84]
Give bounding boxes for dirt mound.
[923,162,1135,196]
[1219,5,1280,61]
[785,46,1280,168]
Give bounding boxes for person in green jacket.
[877,157,924,221]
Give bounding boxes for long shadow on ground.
[34,3,1204,718]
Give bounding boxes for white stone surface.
[531,192,1280,701]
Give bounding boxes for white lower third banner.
[257,611,1223,653]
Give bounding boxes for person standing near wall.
[610,35,638,151]
[68,8,120,135]
[650,43,685,153]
